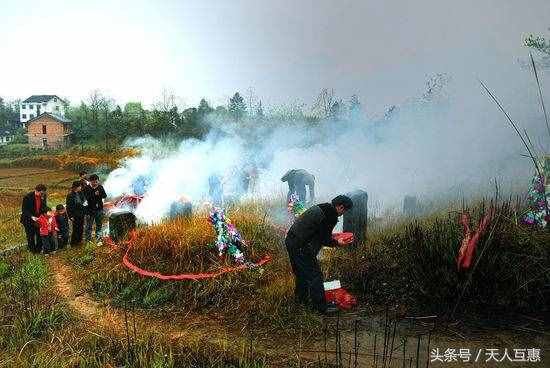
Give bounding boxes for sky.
[1,0,549,115]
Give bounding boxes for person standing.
[84,174,107,241]
[79,171,91,239]
[66,181,86,246]
[285,195,353,315]
[79,171,89,188]
[55,204,69,249]
[20,184,48,253]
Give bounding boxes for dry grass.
[76,202,321,339]
[0,252,269,368]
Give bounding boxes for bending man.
[281,169,315,204]
[285,195,353,315]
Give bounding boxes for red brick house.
[27,112,72,149]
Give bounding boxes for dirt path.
[48,255,130,334]
[47,254,319,365]
[48,255,232,341]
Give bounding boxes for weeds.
[325,198,550,316]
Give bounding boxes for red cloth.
[332,232,354,245]
[457,210,493,270]
[34,193,42,215]
[325,287,357,310]
[37,214,58,236]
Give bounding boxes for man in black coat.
[285,195,353,314]
[84,174,107,241]
[281,169,315,204]
[20,184,48,253]
[66,181,87,246]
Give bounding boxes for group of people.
[20,171,107,254]
[20,164,351,315]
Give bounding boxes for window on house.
[22,114,27,119]
[53,97,57,102]
[30,114,34,119]
[55,106,59,111]
[42,125,47,134]
[22,104,26,109]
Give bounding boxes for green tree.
[123,102,146,136]
[228,92,246,122]
[198,98,214,116]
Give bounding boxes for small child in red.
[36,207,59,254]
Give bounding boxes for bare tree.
[312,88,341,119]
[245,87,259,117]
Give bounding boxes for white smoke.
[104,72,548,223]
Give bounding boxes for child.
[36,207,58,254]
[55,204,69,249]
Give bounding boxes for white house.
[20,95,66,128]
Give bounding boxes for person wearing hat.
[66,181,87,246]
[285,195,354,315]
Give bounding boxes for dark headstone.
[109,211,136,242]
[169,201,193,219]
[403,195,419,217]
[343,190,368,245]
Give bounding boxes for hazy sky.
[1,0,549,113]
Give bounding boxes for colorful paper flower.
[208,207,247,264]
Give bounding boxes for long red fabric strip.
[457,210,493,270]
[102,230,271,281]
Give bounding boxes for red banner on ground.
[102,230,271,281]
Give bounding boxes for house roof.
[26,112,72,125]
[22,95,65,104]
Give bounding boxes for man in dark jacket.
[281,169,315,204]
[20,184,48,253]
[285,195,353,314]
[66,181,87,246]
[84,174,107,241]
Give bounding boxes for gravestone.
[403,195,419,217]
[343,190,368,245]
[169,201,193,219]
[109,210,136,242]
